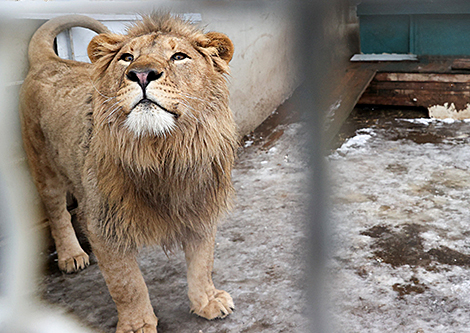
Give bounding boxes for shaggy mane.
[127,13,206,42]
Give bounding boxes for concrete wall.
[314,0,361,106]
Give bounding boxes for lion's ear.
[87,33,126,63]
[204,32,234,64]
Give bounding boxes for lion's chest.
[90,161,224,251]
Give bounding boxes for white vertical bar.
[56,28,73,60]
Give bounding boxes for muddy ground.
[328,106,470,333]
[41,104,470,333]
[40,107,310,333]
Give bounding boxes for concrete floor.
[40,108,309,333]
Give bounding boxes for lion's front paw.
[191,290,234,320]
[116,323,157,333]
[116,314,158,333]
[58,251,89,273]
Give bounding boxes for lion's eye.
[171,52,189,61]
[120,53,134,62]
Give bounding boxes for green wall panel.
[360,15,410,54]
[413,15,470,55]
[358,2,470,56]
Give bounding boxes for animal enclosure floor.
[40,103,470,333]
[39,108,310,333]
[328,107,470,333]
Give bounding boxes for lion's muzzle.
[127,69,163,91]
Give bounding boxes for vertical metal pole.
[294,1,336,332]
[0,12,92,333]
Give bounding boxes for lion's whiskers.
[106,105,123,123]
[104,100,121,113]
[178,91,210,104]
[88,76,115,100]
[178,100,203,125]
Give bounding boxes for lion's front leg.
[184,227,234,320]
[89,234,158,333]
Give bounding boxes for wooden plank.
[359,87,470,109]
[349,56,470,110]
[358,68,470,110]
[374,72,470,83]
[362,88,470,99]
[324,65,377,145]
[351,56,468,74]
[367,81,470,91]
[352,58,443,73]
[452,58,470,70]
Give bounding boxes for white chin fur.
[124,103,176,137]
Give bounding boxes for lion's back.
[20,61,94,191]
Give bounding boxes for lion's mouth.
[135,99,179,119]
[125,98,178,137]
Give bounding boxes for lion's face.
[88,21,234,139]
[112,34,210,137]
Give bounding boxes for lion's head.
[87,14,234,139]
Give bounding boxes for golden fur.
[20,13,236,333]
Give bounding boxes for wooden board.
[324,65,377,145]
[353,56,470,74]
[374,72,470,82]
[358,70,470,110]
[452,58,470,70]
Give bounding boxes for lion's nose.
[127,69,163,89]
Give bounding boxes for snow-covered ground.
[328,113,470,333]
[41,120,309,333]
[41,107,470,333]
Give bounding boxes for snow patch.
[400,118,434,125]
[244,140,253,148]
[328,119,470,333]
[338,133,373,153]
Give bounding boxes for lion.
[20,13,236,333]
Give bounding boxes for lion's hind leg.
[48,201,90,273]
[41,182,89,273]
[26,148,89,273]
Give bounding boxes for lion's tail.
[28,15,109,66]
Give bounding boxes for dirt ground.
[40,107,310,333]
